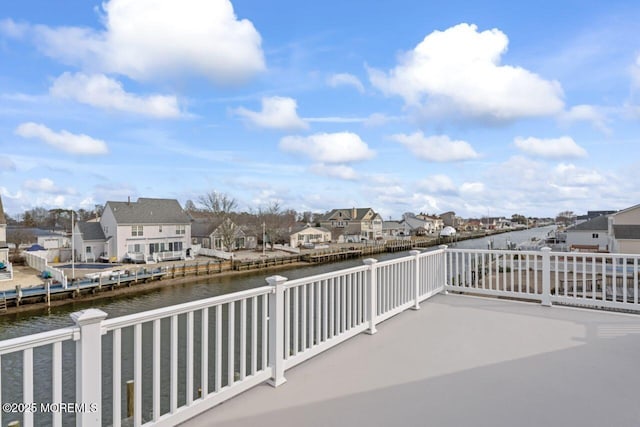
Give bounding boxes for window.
[85,246,91,254]
[176,225,186,235]
[592,233,599,239]
[128,244,142,253]
[132,225,143,237]
[159,225,163,233]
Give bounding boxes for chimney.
[352,207,357,218]
[127,196,130,205]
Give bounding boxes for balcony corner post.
[71,308,108,427]
[363,258,379,335]
[410,250,421,310]
[267,275,288,387]
[439,245,449,294]
[541,247,552,307]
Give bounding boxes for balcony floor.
[183,294,640,427]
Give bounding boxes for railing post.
[410,250,421,310]
[71,308,107,427]
[541,247,551,307]
[267,275,287,387]
[439,245,448,294]
[363,258,378,335]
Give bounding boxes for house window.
[132,225,143,237]
[128,244,142,253]
[85,246,91,254]
[159,225,163,233]
[176,225,186,235]
[592,233,599,239]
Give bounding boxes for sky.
[1,0,639,220]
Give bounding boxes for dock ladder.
[0,292,7,313]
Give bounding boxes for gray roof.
[106,198,190,225]
[322,208,379,222]
[613,225,640,240]
[567,215,609,232]
[382,221,402,230]
[77,222,106,241]
[191,221,217,238]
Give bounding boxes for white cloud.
[419,175,457,194]
[558,105,610,134]
[553,163,605,186]
[280,132,375,163]
[631,55,640,88]
[368,23,564,122]
[327,73,365,93]
[392,132,479,162]
[460,182,485,195]
[514,136,587,159]
[31,0,265,84]
[0,156,16,172]
[234,96,308,130]
[15,122,109,155]
[50,72,183,118]
[0,18,28,38]
[23,178,75,195]
[309,164,358,180]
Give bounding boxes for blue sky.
[1,0,639,219]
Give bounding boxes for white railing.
[446,248,640,311]
[197,248,233,260]
[23,250,67,288]
[0,248,447,426]
[0,261,12,280]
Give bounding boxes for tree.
[198,191,237,216]
[184,199,198,213]
[511,214,527,225]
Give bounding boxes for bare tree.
[198,191,238,217]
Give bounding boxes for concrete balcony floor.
[184,294,640,427]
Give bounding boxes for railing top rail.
[445,248,543,256]
[376,254,414,268]
[284,265,369,289]
[549,251,640,260]
[103,285,273,331]
[0,326,77,356]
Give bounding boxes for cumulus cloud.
[15,122,108,155]
[234,96,308,130]
[514,136,587,159]
[368,23,564,122]
[50,72,183,118]
[27,0,265,84]
[279,132,375,163]
[558,105,610,134]
[418,175,458,194]
[0,18,28,38]
[309,164,358,180]
[460,182,485,195]
[327,73,365,93]
[553,163,605,186]
[23,178,75,195]
[392,132,479,162]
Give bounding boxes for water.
[0,226,553,425]
[449,225,555,250]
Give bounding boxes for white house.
[382,221,404,238]
[608,204,640,254]
[191,218,247,251]
[100,198,192,263]
[289,225,332,248]
[565,215,609,252]
[320,208,383,242]
[73,220,107,262]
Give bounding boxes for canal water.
[0,225,554,426]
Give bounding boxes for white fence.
[0,248,447,427]
[445,248,640,311]
[4,246,640,426]
[197,248,233,260]
[23,250,67,288]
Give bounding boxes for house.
[565,214,609,252]
[73,220,107,262]
[191,217,248,251]
[400,213,432,236]
[382,221,404,238]
[415,214,444,232]
[289,225,331,248]
[608,204,640,254]
[100,197,192,262]
[37,232,70,249]
[0,195,8,267]
[319,208,383,242]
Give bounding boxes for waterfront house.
[382,220,404,238]
[100,197,192,263]
[289,224,331,248]
[319,208,383,242]
[608,203,640,254]
[191,217,247,251]
[73,220,107,262]
[565,214,609,252]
